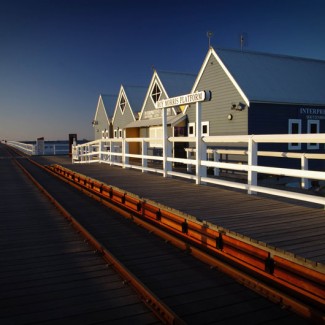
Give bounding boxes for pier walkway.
[36,155,325,267]
[0,147,159,324]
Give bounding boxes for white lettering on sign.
[156,90,212,109]
[300,107,325,120]
[300,107,325,115]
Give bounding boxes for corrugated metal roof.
[101,94,117,118]
[124,114,186,128]
[123,86,147,112]
[157,71,196,97]
[216,48,325,105]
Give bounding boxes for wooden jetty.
[0,147,159,324]
[37,155,325,267]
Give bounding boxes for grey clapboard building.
[125,70,196,157]
[92,94,117,140]
[185,47,325,169]
[112,85,147,155]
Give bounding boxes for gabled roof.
[157,70,196,98]
[123,85,147,112]
[112,85,147,124]
[139,70,196,120]
[100,94,117,118]
[214,48,325,105]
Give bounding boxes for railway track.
[3,144,324,324]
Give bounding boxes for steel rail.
[46,163,325,323]
[5,148,184,325]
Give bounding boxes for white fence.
[72,133,325,206]
[7,141,69,156]
[6,141,36,155]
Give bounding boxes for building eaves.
[123,86,147,112]
[101,94,118,118]
[124,114,186,128]
[157,70,197,98]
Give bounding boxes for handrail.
[72,134,325,205]
[48,164,325,322]
[7,141,35,155]
[7,140,69,156]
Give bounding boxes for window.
[151,83,161,103]
[119,96,126,113]
[307,120,320,150]
[102,129,108,139]
[119,129,123,138]
[288,119,301,150]
[174,127,186,137]
[202,121,210,136]
[188,123,195,136]
[149,126,163,148]
[114,129,117,138]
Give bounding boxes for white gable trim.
[184,48,250,114]
[139,71,158,120]
[111,86,123,124]
[213,49,250,106]
[112,86,137,125]
[93,96,102,121]
[139,71,178,120]
[94,95,111,124]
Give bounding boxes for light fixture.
[238,102,246,111]
[228,114,233,120]
[231,102,247,111]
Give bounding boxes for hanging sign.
[155,90,212,109]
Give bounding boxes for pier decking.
[37,155,325,267]
[0,148,159,324]
[2,145,315,324]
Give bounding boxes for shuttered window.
[149,127,163,148]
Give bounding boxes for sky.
[1,0,325,141]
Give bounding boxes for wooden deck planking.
[38,159,325,264]
[18,155,309,324]
[0,156,159,324]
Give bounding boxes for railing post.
[301,154,310,189]
[142,139,148,172]
[196,101,206,184]
[214,151,220,176]
[248,136,258,194]
[99,140,104,162]
[109,141,112,165]
[82,145,88,162]
[88,143,92,162]
[123,139,129,168]
[162,107,171,177]
[186,149,191,173]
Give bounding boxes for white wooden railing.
[7,141,35,155]
[7,141,69,155]
[72,133,325,206]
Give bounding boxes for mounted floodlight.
[231,102,246,111]
[238,102,246,111]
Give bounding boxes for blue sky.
[1,0,325,141]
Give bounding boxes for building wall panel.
[187,55,248,136]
